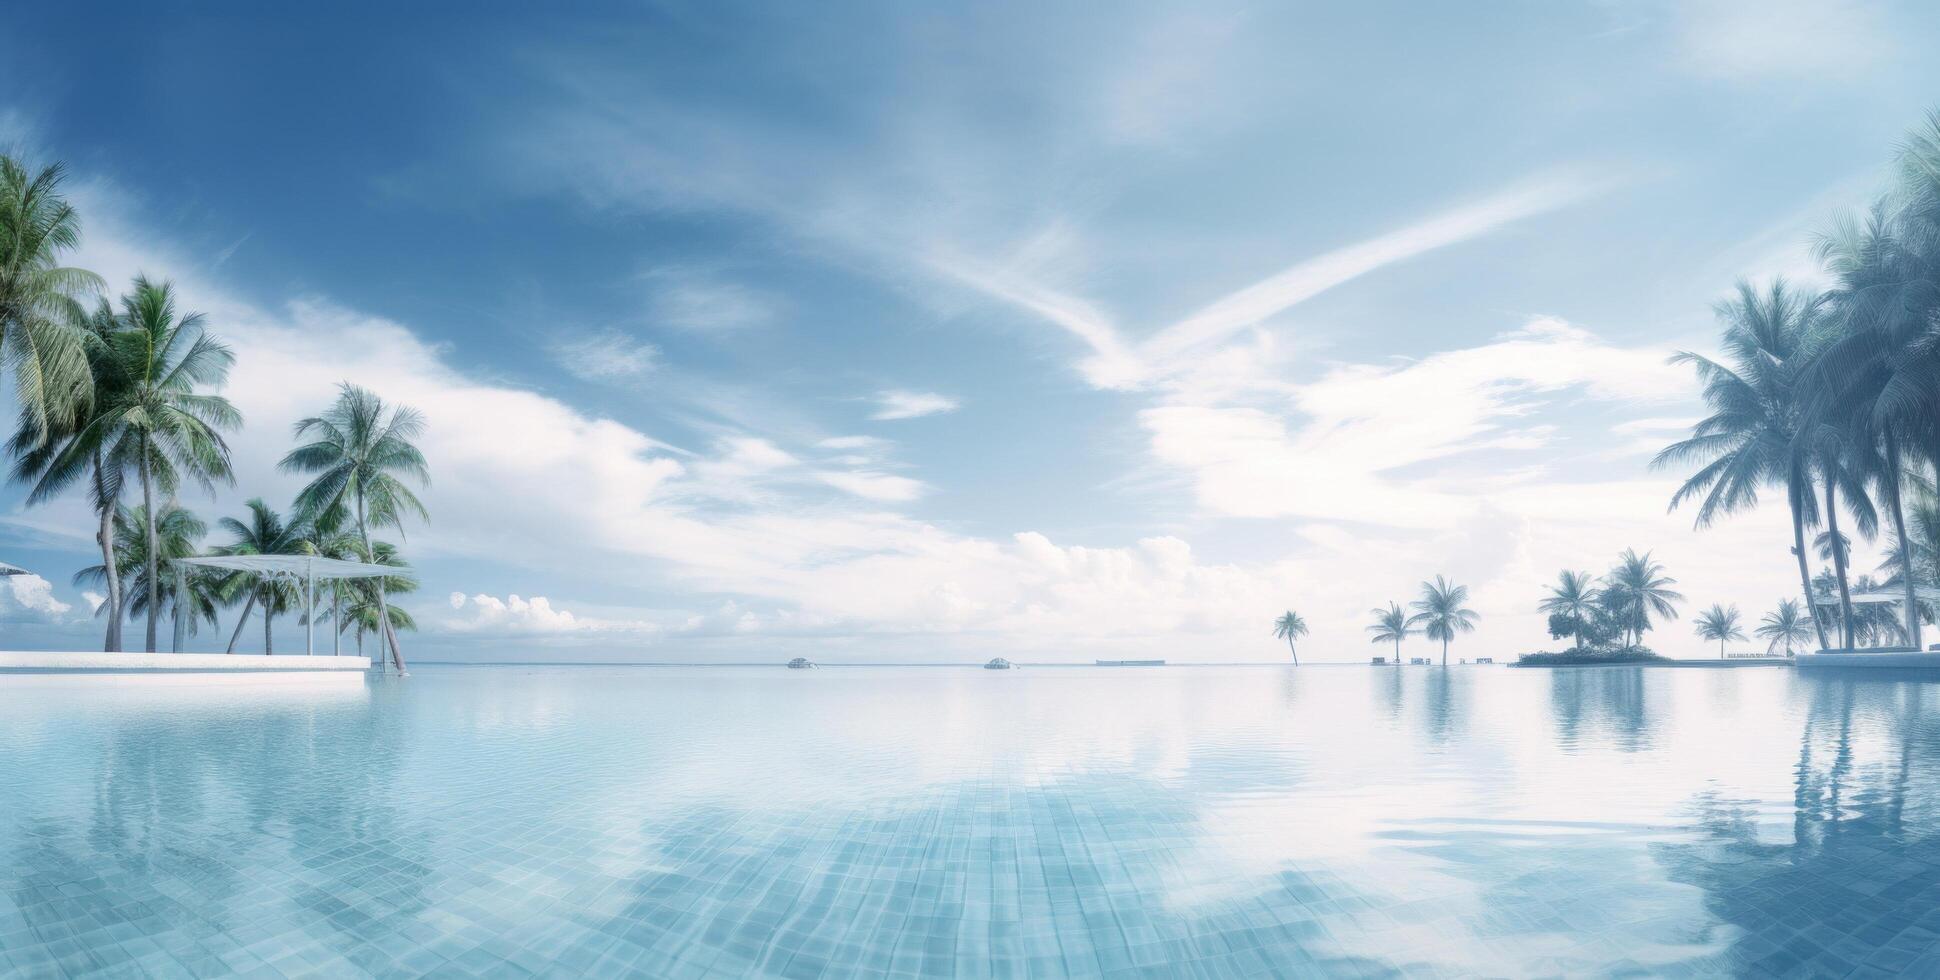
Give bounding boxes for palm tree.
[0,157,98,442]
[75,501,219,637]
[1801,420,1878,648]
[340,539,417,657]
[1365,602,1408,662]
[1272,610,1308,665]
[1406,576,1478,666]
[1600,550,1684,649]
[281,384,427,672]
[108,277,239,651]
[1656,279,1832,650]
[300,506,364,656]
[8,298,136,650]
[214,499,307,654]
[1693,604,1747,659]
[1537,569,1600,652]
[1756,599,1815,656]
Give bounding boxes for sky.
[0,0,1936,662]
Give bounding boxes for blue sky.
[0,0,1936,661]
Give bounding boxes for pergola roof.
[1811,586,1940,607]
[173,555,399,579]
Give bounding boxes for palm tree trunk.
[1790,483,1831,650]
[1441,637,1449,666]
[94,465,121,653]
[1884,431,1923,650]
[139,447,158,652]
[1827,478,1856,650]
[226,592,256,653]
[356,491,406,673]
[1286,637,1297,666]
[332,585,340,656]
[1393,637,1401,662]
[263,584,273,654]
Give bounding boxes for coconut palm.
[1600,550,1684,649]
[1407,576,1478,667]
[299,506,365,656]
[1693,604,1747,659]
[281,384,427,672]
[214,499,308,654]
[105,277,239,651]
[340,540,417,657]
[1801,420,1878,648]
[74,501,219,636]
[1656,279,1832,651]
[1365,602,1408,662]
[8,298,135,650]
[0,157,98,442]
[1756,599,1815,656]
[1272,610,1308,665]
[1537,569,1600,652]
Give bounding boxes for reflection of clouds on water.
[6,665,1940,974]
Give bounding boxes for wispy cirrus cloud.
[870,390,959,421]
[549,329,660,381]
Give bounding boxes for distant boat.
[785,657,815,669]
[1095,659,1165,667]
[983,658,1013,670]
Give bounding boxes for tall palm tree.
[1537,569,1600,652]
[215,499,307,654]
[1656,279,1832,650]
[1365,602,1408,662]
[281,384,427,672]
[0,157,98,442]
[1693,604,1747,659]
[1406,576,1478,666]
[75,501,219,637]
[105,277,239,651]
[1756,599,1815,656]
[1272,610,1308,665]
[1600,550,1684,649]
[300,505,364,656]
[8,298,136,650]
[1801,420,1878,649]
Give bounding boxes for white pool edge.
[0,650,372,671]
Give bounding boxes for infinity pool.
[3,664,1939,977]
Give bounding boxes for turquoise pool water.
[3,664,1940,977]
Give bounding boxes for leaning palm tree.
[1655,279,1832,650]
[340,539,417,657]
[0,157,98,442]
[1600,550,1684,649]
[1365,602,1408,663]
[214,498,308,654]
[1407,576,1479,666]
[299,505,365,656]
[1693,604,1747,659]
[108,277,239,650]
[8,298,135,650]
[1272,610,1308,665]
[281,384,427,672]
[1756,599,1815,656]
[1537,569,1600,652]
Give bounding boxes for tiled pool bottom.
[5,667,1940,978]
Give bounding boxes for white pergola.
[1810,586,1940,607]
[172,555,401,661]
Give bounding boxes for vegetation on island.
[0,155,429,663]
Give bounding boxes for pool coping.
[0,651,371,672]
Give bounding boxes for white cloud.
[81,591,106,615]
[550,330,659,381]
[646,268,772,331]
[445,592,659,634]
[871,390,959,421]
[815,470,927,502]
[0,574,74,622]
[1672,0,1894,82]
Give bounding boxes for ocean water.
[3,663,1940,978]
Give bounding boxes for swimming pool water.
[4,664,1940,977]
